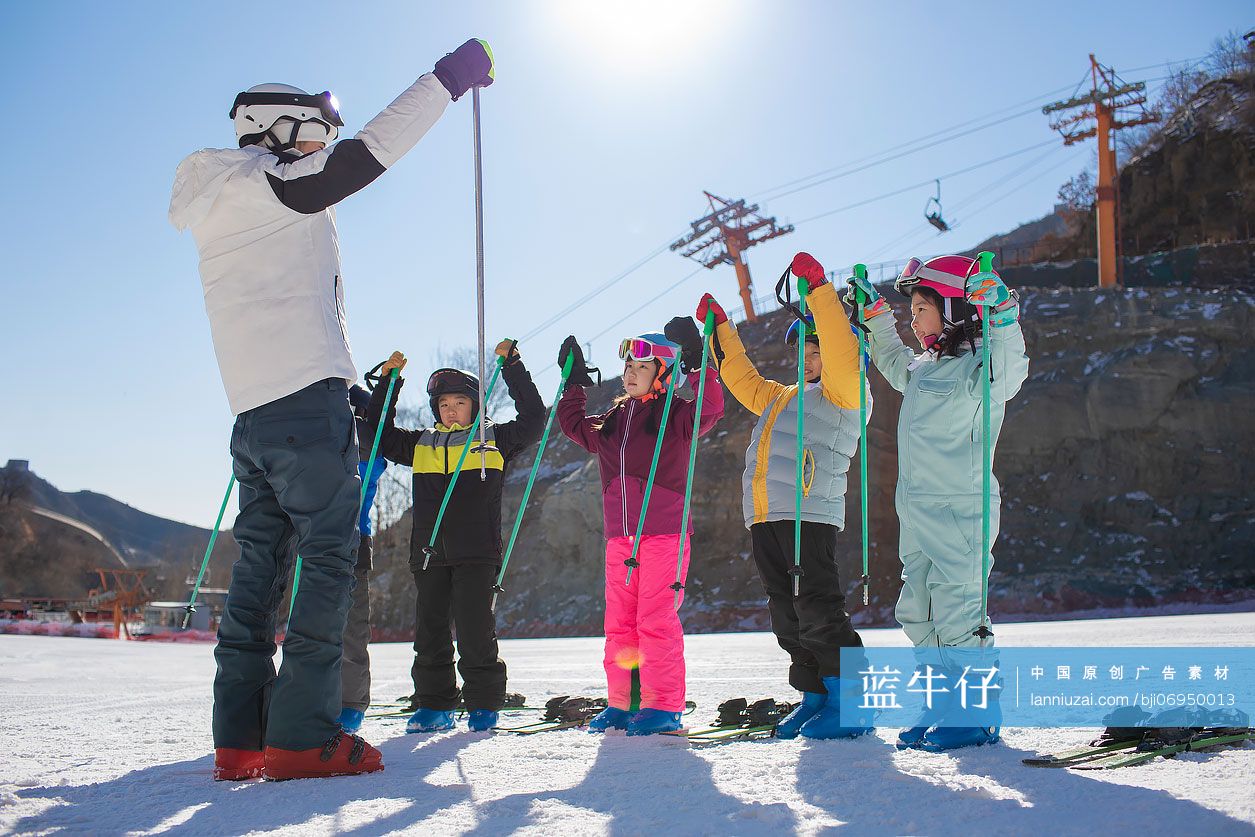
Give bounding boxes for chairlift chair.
[925,179,951,233]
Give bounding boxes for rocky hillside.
[368,285,1255,637]
[0,464,237,600]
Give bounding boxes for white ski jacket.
[169,73,451,415]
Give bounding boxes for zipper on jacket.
[620,400,635,537]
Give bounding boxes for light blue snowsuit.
[864,306,1028,659]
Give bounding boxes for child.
[365,340,545,733]
[699,251,871,740]
[336,385,388,734]
[557,319,724,735]
[846,254,1027,751]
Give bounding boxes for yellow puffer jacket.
[715,282,869,529]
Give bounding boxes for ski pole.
[422,356,505,569]
[623,366,681,586]
[670,310,716,608]
[472,85,488,481]
[492,352,575,612]
[360,369,400,511]
[853,263,871,607]
[791,274,810,597]
[969,250,997,647]
[289,369,401,622]
[182,473,236,629]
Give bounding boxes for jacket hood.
[168,146,265,231]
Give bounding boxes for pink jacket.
[558,369,724,540]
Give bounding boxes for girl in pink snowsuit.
[557,323,724,735]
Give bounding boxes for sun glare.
[549,0,734,72]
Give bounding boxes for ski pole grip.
[702,309,716,336]
[852,262,868,306]
[977,251,995,273]
[796,275,809,299]
[560,350,575,379]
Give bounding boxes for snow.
[3,614,1254,836]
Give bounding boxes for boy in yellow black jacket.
[365,340,544,734]
[698,252,870,740]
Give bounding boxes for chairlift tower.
[1042,55,1159,287]
[671,192,794,322]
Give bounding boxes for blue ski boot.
[800,677,873,740]
[467,710,499,732]
[626,708,683,736]
[918,702,1001,751]
[406,708,456,734]
[774,691,826,740]
[337,707,365,734]
[587,706,633,733]
[917,672,1002,752]
[897,667,959,749]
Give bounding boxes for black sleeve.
[364,376,420,467]
[493,357,548,460]
[265,139,387,215]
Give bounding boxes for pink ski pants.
[603,534,690,713]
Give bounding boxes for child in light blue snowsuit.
[847,254,1027,752]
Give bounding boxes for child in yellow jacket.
[699,252,871,740]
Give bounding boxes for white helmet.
[229,83,343,150]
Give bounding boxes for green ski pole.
[853,263,871,607]
[670,309,717,608]
[290,368,401,622]
[182,473,236,629]
[421,356,505,570]
[972,250,997,647]
[623,365,681,586]
[491,353,575,612]
[791,275,810,598]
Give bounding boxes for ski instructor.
[169,38,494,782]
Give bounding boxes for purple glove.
[433,39,494,102]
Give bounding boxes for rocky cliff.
[369,285,1255,638]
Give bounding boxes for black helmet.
[427,368,481,422]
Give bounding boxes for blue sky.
[1,1,1246,526]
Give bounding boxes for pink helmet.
[895,254,998,324]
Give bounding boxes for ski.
[1072,730,1254,770]
[494,696,608,735]
[1022,738,1145,767]
[367,705,540,720]
[664,698,792,742]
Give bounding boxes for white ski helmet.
[229,83,343,150]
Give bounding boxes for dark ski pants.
[409,562,507,711]
[340,535,374,711]
[750,520,866,694]
[213,378,360,752]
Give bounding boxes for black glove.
[558,335,597,390]
[664,316,704,374]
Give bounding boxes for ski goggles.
[618,338,677,363]
[229,89,344,127]
[785,317,817,347]
[893,257,926,293]
[426,368,479,396]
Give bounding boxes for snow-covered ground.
[2,613,1253,836]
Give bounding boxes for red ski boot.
[213,748,265,781]
[263,730,384,781]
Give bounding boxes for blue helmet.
[785,316,871,369]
